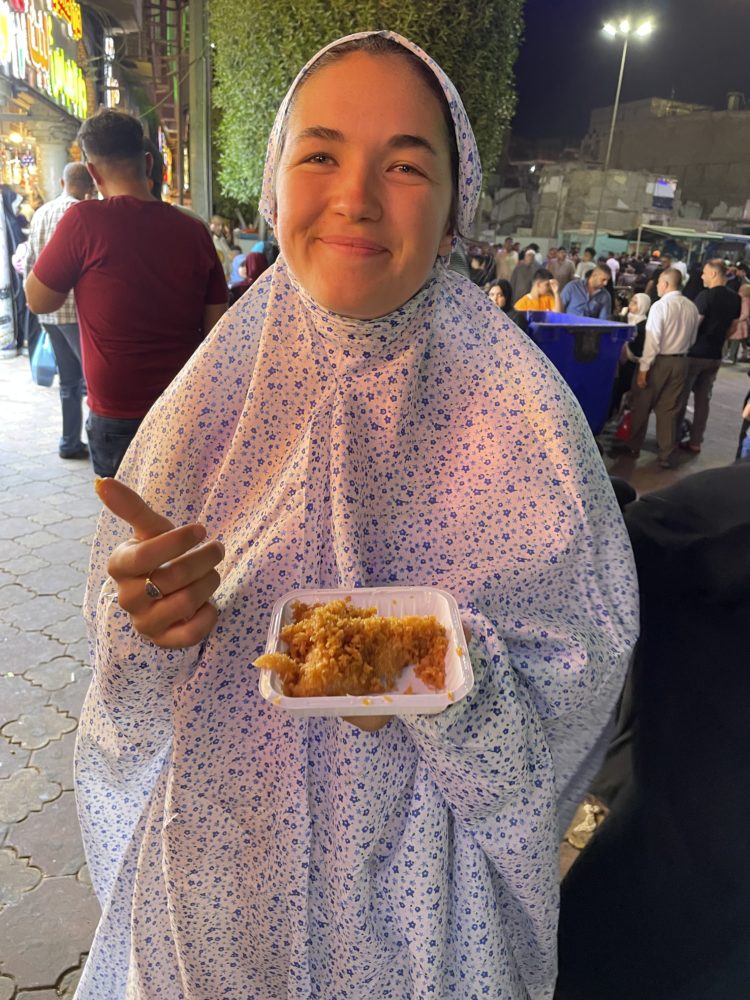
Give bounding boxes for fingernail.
[94,477,106,497]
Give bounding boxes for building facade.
[0,0,90,202]
[583,96,750,229]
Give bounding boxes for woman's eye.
[391,163,423,176]
[305,153,333,165]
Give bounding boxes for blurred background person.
[513,268,562,312]
[724,283,750,364]
[510,247,537,304]
[487,279,512,311]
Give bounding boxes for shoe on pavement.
[59,442,89,460]
[679,442,701,454]
[658,459,673,469]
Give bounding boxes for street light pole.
[590,18,654,251]
[591,34,628,249]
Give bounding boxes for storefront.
[0,0,88,203]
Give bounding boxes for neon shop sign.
[0,0,87,119]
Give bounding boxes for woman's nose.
[330,161,382,222]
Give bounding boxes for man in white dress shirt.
[615,268,700,468]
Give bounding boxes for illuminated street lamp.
[591,17,655,248]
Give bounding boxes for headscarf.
[259,30,481,245]
[628,292,651,326]
[78,31,638,1000]
[229,252,247,285]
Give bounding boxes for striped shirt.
[24,193,80,324]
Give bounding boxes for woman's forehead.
[287,52,448,145]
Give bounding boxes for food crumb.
[273,696,282,705]
[404,685,414,695]
[447,691,454,701]
[455,647,464,656]
[383,695,393,703]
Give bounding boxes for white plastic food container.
[257,586,474,718]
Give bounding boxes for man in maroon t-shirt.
[26,110,227,477]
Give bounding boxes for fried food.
[254,598,448,697]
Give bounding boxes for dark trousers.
[86,411,142,478]
[678,357,721,447]
[44,322,86,456]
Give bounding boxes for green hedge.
[209,0,524,211]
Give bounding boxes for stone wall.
[532,164,665,238]
[584,102,750,224]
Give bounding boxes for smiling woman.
[272,37,458,318]
[75,29,639,1000]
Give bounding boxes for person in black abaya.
[1,184,34,355]
[556,463,750,1000]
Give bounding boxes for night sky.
[514,0,750,139]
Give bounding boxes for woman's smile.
[316,234,389,256]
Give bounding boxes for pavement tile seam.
[2,556,51,577]
[0,874,100,988]
[1,707,78,751]
[23,657,85,693]
[5,790,86,878]
[0,767,63,824]
[0,585,36,610]
[57,954,89,997]
[0,845,44,909]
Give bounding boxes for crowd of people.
[459,238,750,467]
[0,28,748,1000]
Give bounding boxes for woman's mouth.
[317,236,388,256]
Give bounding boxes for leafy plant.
[209,0,523,213]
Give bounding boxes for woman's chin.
[314,288,399,321]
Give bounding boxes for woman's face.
[275,52,454,319]
[488,286,505,308]
[628,298,640,315]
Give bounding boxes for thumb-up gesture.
[95,478,224,649]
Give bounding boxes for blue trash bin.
[524,311,630,435]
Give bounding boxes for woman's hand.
[343,715,390,732]
[95,478,224,649]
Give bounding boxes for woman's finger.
[110,524,210,581]
[152,602,220,649]
[132,571,222,637]
[96,477,175,540]
[150,540,225,595]
[116,540,224,615]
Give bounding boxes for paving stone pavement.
[0,355,98,998]
[1,348,748,996]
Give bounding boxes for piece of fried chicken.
[254,598,448,697]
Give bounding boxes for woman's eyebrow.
[291,126,437,156]
[293,126,344,143]
[387,133,438,156]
